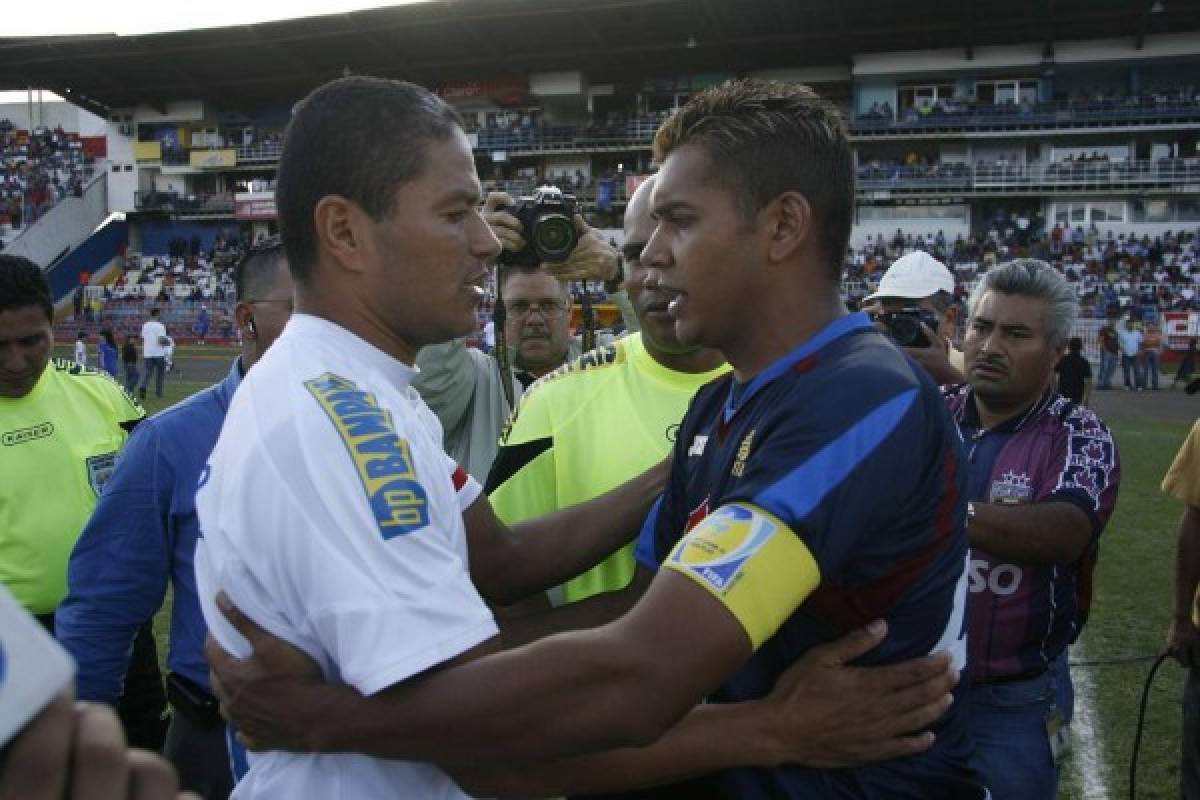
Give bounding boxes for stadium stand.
[0,119,94,236]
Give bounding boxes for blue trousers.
[140,356,165,398]
[1098,351,1117,388]
[967,653,1072,800]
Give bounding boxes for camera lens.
[889,316,920,347]
[531,213,576,262]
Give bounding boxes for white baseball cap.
[865,251,955,302]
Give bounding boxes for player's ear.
[763,191,812,264]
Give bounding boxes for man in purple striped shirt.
[944,259,1120,800]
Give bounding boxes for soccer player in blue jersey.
[204,77,974,798]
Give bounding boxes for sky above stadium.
[8,0,432,36]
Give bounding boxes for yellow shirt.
[0,359,143,613]
[1163,419,1200,625]
[489,334,729,603]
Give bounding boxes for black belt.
[972,665,1049,687]
[166,672,223,728]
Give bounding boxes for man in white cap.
[865,250,965,384]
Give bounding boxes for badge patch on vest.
[85,452,118,496]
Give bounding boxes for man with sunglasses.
[55,238,295,800]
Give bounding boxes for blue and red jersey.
[636,313,985,799]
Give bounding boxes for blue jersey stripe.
[754,388,918,523]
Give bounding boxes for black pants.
[38,614,169,751]
[164,708,234,800]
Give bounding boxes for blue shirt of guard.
[56,358,242,703]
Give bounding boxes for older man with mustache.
[943,259,1121,800]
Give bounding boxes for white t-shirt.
[195,314,497,800]
[141,319,169,358]
[1117,328,1143,357]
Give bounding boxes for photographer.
[414,190,623,480]
[864,251,965,385]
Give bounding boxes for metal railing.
[235,142,284,162]
[852,99,1200,134]
[134,191,234,215]
[855,159,1200,193]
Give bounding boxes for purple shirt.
[944,385,1120,682]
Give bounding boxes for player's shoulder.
[48,357,143,410]
[1049,394,1114,441]
[523,339,627,398]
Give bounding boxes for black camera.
[500,186,579,266]
[880,307,940,348]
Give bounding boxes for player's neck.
[644,342,725,375]
[726,285,846,383]
[295,290,419,366]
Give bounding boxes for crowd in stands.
[843,218,1200,324]
[0,120,93,235]
[59,233,248,343]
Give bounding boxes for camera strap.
[493,278,515,410]
[581,286,596,354]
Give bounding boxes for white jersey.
[73,340,87,366]
[195,314,497,799]
[141,319,169,358]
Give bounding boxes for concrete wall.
[851,218,970,247]
[105,119,138,212]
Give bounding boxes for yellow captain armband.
[664,503,820,650]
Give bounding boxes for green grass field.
[67,345,1198,798]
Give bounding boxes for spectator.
[1118,317,1144,390]
[56,240,294,800]
[0,254,167,752]
[121,335,139,393]
[1142,322,1163,390]
[947,259,1119,800]
[1174,337,1198,390]
[413,191,622,480]
[863,250,965,384]
[139,308,168,400]
[97,329,118,378]
[1097,318,1119,389]
[73,330,87,366]
[1055,336,1092,405]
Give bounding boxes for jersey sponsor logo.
[85,452,118,496]
[305,373,431,539]
[687,435,708,457]
[2,422,54,446]
[669,504,779,594]
[731,429,756,477]
[665,423,680,444]
[989,470,1033,504]
[967,558,1024,596]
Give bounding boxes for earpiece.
[247,319,258,336]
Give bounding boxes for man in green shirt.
[487,176,728,605]
[0,254,167,750]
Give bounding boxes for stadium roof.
[2,0,1199,116]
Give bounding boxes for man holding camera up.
[413,190,621,480]
[865,250,965,385]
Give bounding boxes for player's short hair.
[276,76,463,284]
[653,79,854,279]
[235,235,288,301]
[967,259,1077,349]
[0,254,53,322]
